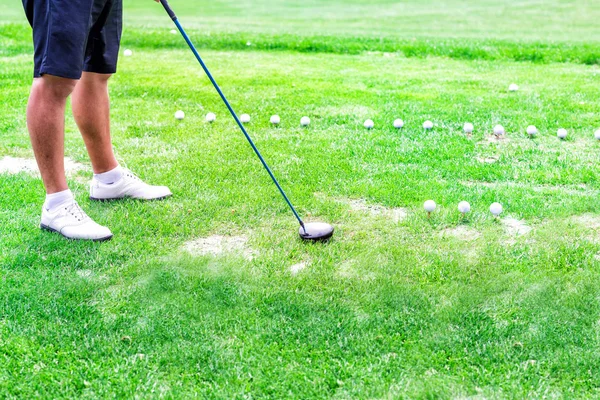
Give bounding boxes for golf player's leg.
[23,0,113,241]
[76,72,172,201]
[29,77,113,242]
[72,73,119,174]
[29,75,113,241]
[73,0,122,175]
[78,0,172,201]
[26,76,76,194]
[74,73,172,200]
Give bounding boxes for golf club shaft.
[160,0,305,228]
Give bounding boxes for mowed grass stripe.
[2,23,600,65]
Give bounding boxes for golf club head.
[299,222,334,241]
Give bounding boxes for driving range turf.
[2,0,600,398]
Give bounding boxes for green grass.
[2,0,600,398]
[5,0,600,43]
[4,0,600,65]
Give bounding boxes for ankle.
[44,189,74,212]
[94,165,123,184]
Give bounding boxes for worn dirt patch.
[183,235,255,260]
[290,262,307,276]
[75,269,107,282]
[336,261,355,279]
[478,135,512,145]
[76,269,94,279]
[502,217,532,236]
[570,215,600,245]
[335,260,376,280]
[475,156,499,164]
[462,247,480,265]
[313,193,408,223]
[0,156,86,176]
[346,198,408,222]
[439,226,481,241]
[571,215,600,230]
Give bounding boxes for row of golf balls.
[424,200,503,216]
[175,111,309,126]
[174,111,600,139]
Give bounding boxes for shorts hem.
[38,67,83,80]
[83,65,118,75]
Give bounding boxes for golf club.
[159,0,334,241]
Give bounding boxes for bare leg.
[26,75,77,194]
[71,72,119,174]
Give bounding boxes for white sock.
[94,165,123,185]
[44,189,74,212]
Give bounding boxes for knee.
[34,75,78,100]
[96,73,113,83]
[81,72,113,86]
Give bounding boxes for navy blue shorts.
[23,0,123,80]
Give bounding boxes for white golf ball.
[170,29,177,35]
[526,125,538,136]
[300,116,311,126]
[463,123,474,134]
[424,200,436,213]
[423,120,433,130]
[270,115,280,125]
[490,202,503,216]
[458,201,471,214]
[393,119,404,129]
[364,119,374,129]
[124,49,133,57]
[240,114,251,123]
[206,112,216,123]
[174,110,185,120]
[493,125,505,136]
[557,128,568,139]
[509,84,519,92]
[595,129,600,140]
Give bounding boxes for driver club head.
[299,222,334,242]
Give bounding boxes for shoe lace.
[123,168,142,182]
[64,201,89,222]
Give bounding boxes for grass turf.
[2,0,600,398]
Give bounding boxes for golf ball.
[124,49,133,57]
[595,129,600,140]
[301,116,311,126]
[526,125,538,136]
[493,125,505,136]
[174,110,185,120]
[509,83,519,92]
[424,200,436,213]
[423,120,433,130]
[270,115,281,125]
[364,119,374,129]
[240,114,251,123]
[458,201,471,214]
[463,123,474,134]
[170,29,177,35]
[206,112,216,123]
[557,128,568,139]
[393,119,404,129]
[490,202,503,216]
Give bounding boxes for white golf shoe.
[89,168,172,201]
[40,201,113,241]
